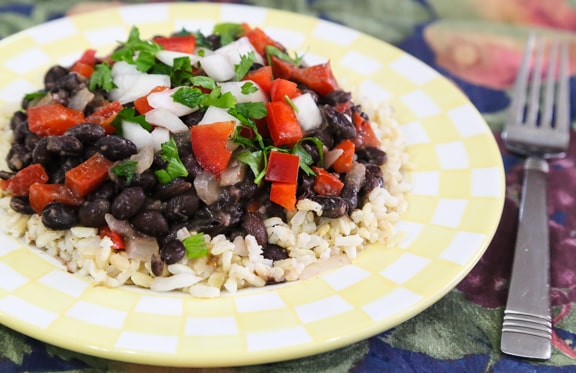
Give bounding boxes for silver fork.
[500,35,571,360]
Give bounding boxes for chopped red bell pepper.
[270,55,296,80]
[99,225,125,250]
[85,100,123,134]
[291,61,339,96]
[153,34,196,54]
[269,181,297,211]
[27,103,86,136]
[133,85,169,115]
[191,121,236,177]
[266,101,303,147]
[70,49,98,78]
[2,163,49,196]
[312,167,344,196]
[28,183,83,215]
[265,151,300,184]
[65,153,113,198]
[352,111,381,148]
[243,65,273,94]
[244,26,284,57]
[331,140,355,174]
[269,78,301,102]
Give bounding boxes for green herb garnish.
[111,108,152,135]
[89,62,117,92]
[111,26,162,72]
[154,137,189,184]
[111,160,138,183]
[235,52,255,81]
[213,22,245,46]
[182,233,209,258]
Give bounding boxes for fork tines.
[504,35,570,157]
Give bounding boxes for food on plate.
[0,22,409,297]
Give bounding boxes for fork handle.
[501,156,552,359]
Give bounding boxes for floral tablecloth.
[0,0,575,372]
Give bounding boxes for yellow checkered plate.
[0,3,505,367]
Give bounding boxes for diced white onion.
[129,146,154,173]
[215,36,264,65]
[220,161,246,186]
[110,73,171,104]
[147,87,196,117]
[68,87,94,111]
[194,170,221,205]
[122,120,152,150]
[218,81,267,103]
[110,61,139,77]
[198,106,239,126]
[324,148,344,169]
[125,236,159,262]
[150,127,170,152]
[145,108,189,133]
[200,53,235,82]
[292,92,323,132]
[155,50,201,67]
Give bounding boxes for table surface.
[0,1,575,372]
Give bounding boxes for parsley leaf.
[89,62,116,92]
[154,137,189,184]
[236,149,266,184]
[182,233,209,258]
[111,160,138,183]
[241,81,258,95]
[171,87,204,108]
[171,86,236,110]
[111,26,162,72]
[23,91,47,101]
[213,22,245,46]
[200,87,236,109]
[234,102,267,120]
[235,52,255,81]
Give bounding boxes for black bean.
[94,136,137,161]
[323,105,356,139]
[0,170,14,180]
[242,212,267,247]
[46,136,83,156]
[151,253,164,276]
[181,110,205,127]
[164,192,200,222]
[9,111,27,131]
[64,123,106,144]
[130,210,169,237]
[173,131,192,158]
[362,164,384,194]
[110,186,146,220]
[310,196,348,218]
[41,203,78,230]
[43,65,68,90]
[153,179,192,201]
[32,137,53,166]
[24,133,41,152]
[6,143,31,171]
[78,199,110,227]
[130,169,157,192]
[356,146,387,165]
[320,89,352,107]
[87,180,116,201]
[262,244,289,261]
[182,153,203,179]
[340,162,366,212]
[11,112,30,144]
[160,240,186,264]
[10,196,34,215]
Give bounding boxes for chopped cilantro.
[236,149,266,183]
[111,26,162,72]
[234,102,267,120]
[171,86,236,110]
[189,76,216,90]
[154,138,189,184]
[241,81,258,95]
[285,95,298,112]
[235,52,255,81]
[111,160,138,183]
[182,233,209,258]
[23,91,47,101]
[213,22,245,46]
[89,62,116,92]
